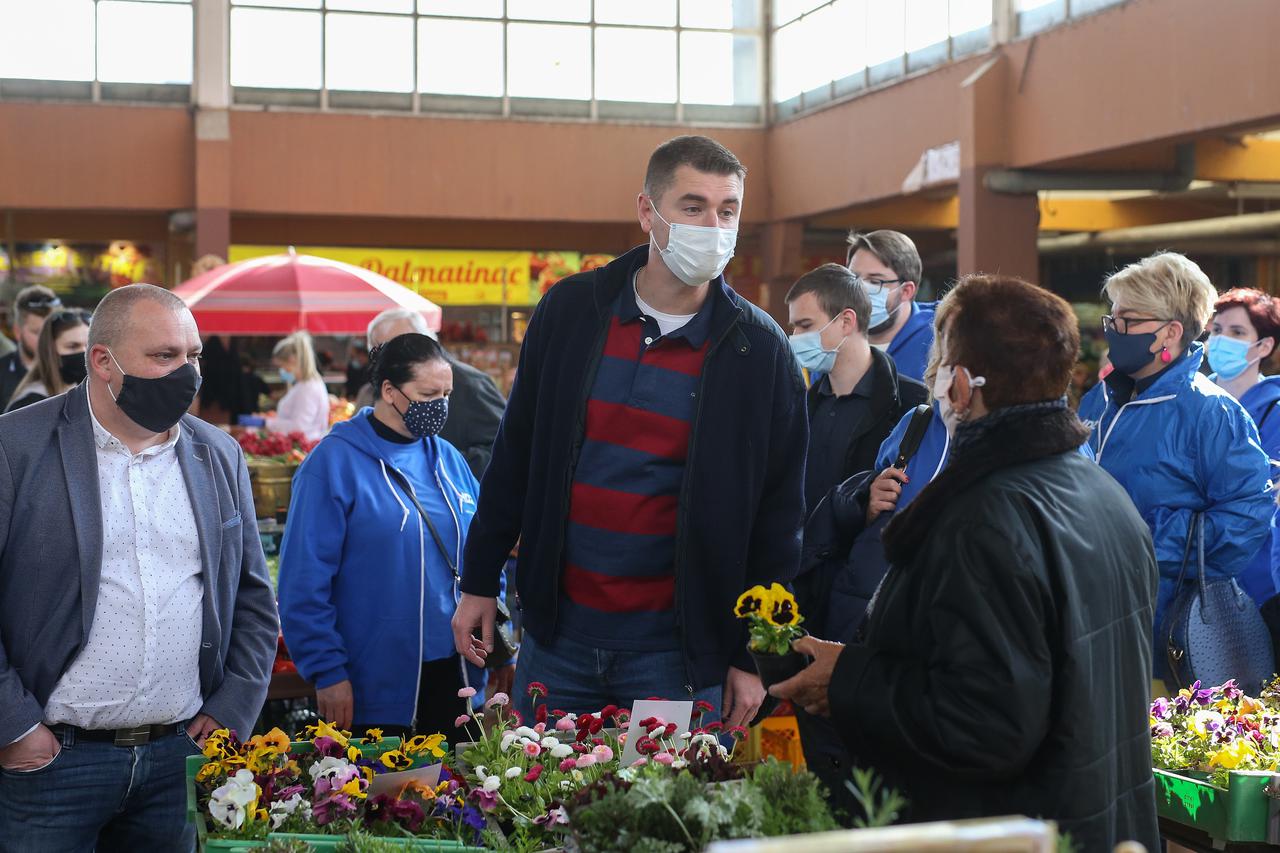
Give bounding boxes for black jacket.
[440,359,506,481]
[804,347,927,485]
[461,245,808,689]
[796,349,925,641]
[829,406,1160,852]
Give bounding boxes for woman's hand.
[867,467,909,525]
[316,679,354,730]
[768,636,845,718]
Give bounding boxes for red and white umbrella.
[174,250,442,336]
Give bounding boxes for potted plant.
[735,583,808,690]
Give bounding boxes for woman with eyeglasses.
[1206,288,1280,604]
[1077,253,1273,685]
[4,309,91,413]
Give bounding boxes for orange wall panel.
[0,102,192,210]
[228,112,767,224]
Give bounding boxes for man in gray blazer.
[0,285,278,851]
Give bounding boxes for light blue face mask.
[1207,334,1259,381]
[788,314,847,374]
[867,284,905,331]
[278,368,295,385]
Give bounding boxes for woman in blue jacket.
[1077,253,1273,682]
[1207,288,1280,603]
[279,333,498,739]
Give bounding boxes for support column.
[957,54,1041,284]
[759,219,805,324]
[193,0,231,264]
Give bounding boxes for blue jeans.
[0,726,199,853]
[513,632,721,726]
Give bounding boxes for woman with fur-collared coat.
[772,275,1160,853]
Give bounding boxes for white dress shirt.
[43,397,205,730]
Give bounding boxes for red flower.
[694,699,715,718]
[707,722,724,733]
[524,764,543,783]
[727,725,748,741]
[663,723,677,737]
[591,737,604,746]
[638,717,658,730]
[535,705,548,725]
[527,681,549,698]
[510,710,524,726]
[575,728,589,743]
[572,742,589,753]
[551,709,567,718]
[600,704,618,721]
[636,737,660,756]
[576,714,595,730]
[588,719,603,735]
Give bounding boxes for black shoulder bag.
[384,466,518,669]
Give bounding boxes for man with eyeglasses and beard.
[847,230,936,384]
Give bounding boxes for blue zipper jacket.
[461,244,809,691]
[278,411,486,726]
[1228,375,1280,602]
[1078,344,1273,664]
[885,301,937,384]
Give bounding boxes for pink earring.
[1160,347,1172,364]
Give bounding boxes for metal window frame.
[0,0,195,105]
[767,0,997,122]
[227,0,766,125]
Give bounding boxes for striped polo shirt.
[557,269,713,651]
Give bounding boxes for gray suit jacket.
[0,384,279,744]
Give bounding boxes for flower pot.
[747,634,810,726]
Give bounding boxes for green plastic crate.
[1154,768,1280,843]
[189,737,400,852]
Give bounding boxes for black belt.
[50,722,187,747]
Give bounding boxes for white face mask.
[933,364,986,435]
[648,199,737,287]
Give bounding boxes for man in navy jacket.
[452,136,808,729]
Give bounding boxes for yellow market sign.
[230,245,550,305]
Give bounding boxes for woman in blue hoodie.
[279,333,497,740]
[1208,288,1280,603]
[1077,253,1273,686]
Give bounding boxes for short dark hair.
[644,135,746,202]
[1215,287,1280,353]
[940,274,1080,410]
[370,333,447,391]
[785,263,871,333]
[14,285,60,324]
[846,230,922,288]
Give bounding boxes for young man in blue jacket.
[847,230,935,383]
[452,136,808,729]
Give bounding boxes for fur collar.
[882,405,1089,567]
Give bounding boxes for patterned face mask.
[393,390,448,439]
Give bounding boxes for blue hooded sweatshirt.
[277,410,491,726]
[1078,344,1273,670]
[884,300,937,384]
[1227,375,1280,602]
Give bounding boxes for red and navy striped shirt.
[557,274,713,650]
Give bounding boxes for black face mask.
[108,351,202,434]
[59,352,87,386]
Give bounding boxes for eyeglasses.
[850,273,905,296]
[21,296,62,312]
[51,309,91,324]
[1102,315,1171,335]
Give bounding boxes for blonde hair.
[924,286,960,387]
[1103,252,1217,348]
[272,331,320,382]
